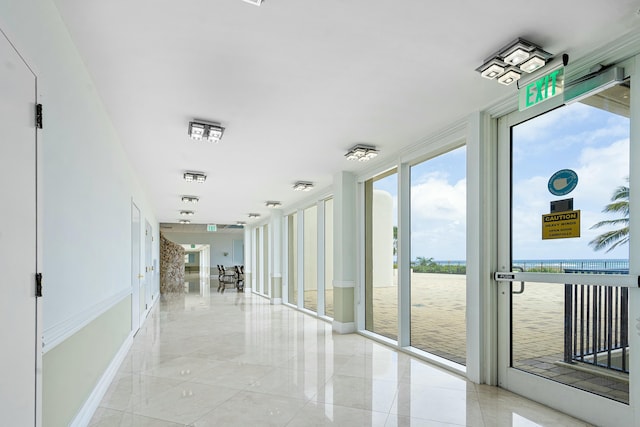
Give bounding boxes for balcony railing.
[563,269,629,373]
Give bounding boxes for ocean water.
[432,259,629,271]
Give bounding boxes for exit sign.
[207,224,217,232]
[518,68,564,111]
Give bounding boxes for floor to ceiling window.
[262,224,269,297]
[365,169,398,341]
[324,198,334,318]
[410,146,467,365]
[303,205,318,312]
[287,212,298,306]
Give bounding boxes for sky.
[374,95,630,262]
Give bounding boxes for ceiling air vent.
[242,0,264,5]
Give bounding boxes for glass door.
[497,79,635,424]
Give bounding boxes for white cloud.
[411,172,466,222]
[410,173,466,259]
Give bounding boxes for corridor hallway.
[89,283,591,426]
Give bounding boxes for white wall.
[0,0,159,424]
[0,0,158,347]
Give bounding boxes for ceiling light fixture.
[181,195,199,203]
[188,121,225,143]
[179,220,191,224]
[183,172,207,183]
[180,210,195,216]
[476,38,552,84]
[242,0,265,5]
[345,144,379,162]
[497,69,522,86]
[519,55,546,74]
[237,221,247,226]
[248,213,261,218]
[265,201,282,208]
[293,181,314,192]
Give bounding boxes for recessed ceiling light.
[180,210,195,216]
[183,172,207,183]
[265,201,282,208]
[293,181,314,191]
[237,221,247,225]
[242,0,264,5]
[248,213,261,218]
[179,220,191,224]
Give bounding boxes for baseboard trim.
[69,295,158,426]
[332,320,356,334]
[69,332,133,427]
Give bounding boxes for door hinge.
[35,104,43,129]
[36,273,43,297]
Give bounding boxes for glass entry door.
[496,79,635,424]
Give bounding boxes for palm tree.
[589,182,629,252]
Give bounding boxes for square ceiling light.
[345,144,379,162]
[519,55,546,73]
[183,172,207,183]
[497,69,522,86]
[476,38,552,84]
[265,201,282,208]
[293,181,314,191]
[181,195,199,203]
[188,121,225,143]
[478,59,506,80]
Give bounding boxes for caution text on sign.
[542,210,580,240]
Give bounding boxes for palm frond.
[590,218,629,229]
[589,227,629,252]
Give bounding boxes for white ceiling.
[52,0,639,225]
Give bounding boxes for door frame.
[495,71,636,425]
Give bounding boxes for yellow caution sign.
[542,210,580,240]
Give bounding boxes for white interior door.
[131,202,141,332]
[145,220,152,309]
[496,78,636,426]
[0,30,39,425]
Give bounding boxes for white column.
[628,54,640,423]
[332,171,357,333]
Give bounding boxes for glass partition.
[324,198,334,317]
[365,169,398,341]
[303,205,318,312]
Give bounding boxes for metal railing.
[564,276,629,373]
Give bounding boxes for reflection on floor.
[89,282,592,426]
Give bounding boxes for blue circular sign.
[548,169,578,196]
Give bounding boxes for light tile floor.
[89,283,593,427]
